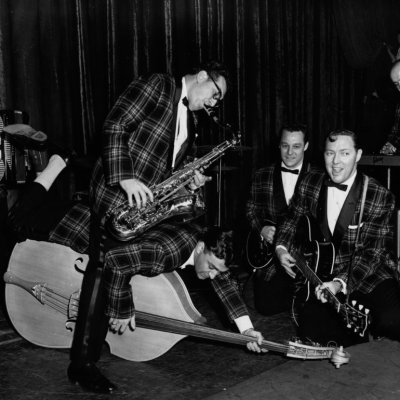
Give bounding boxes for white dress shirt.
[327,171,358,293]
[172,77,188,169]
[281,161,303,205]
[327,171,357,235]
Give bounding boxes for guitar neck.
[295,257,342,309]
[135,311,288,354]
[135,311,335,361]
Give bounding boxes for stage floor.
[1,267,399,399]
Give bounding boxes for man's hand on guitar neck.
[243,329,268,354]
[276,248,296,278]
[315,281,342,303]
[260,225,276,244]
[109,316,136,334]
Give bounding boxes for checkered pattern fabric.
[103,222,248,320]
[246,162,319,281]
[276,170,398,295]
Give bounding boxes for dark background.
[1,0,400,228]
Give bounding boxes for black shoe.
[67,361,118,394]
[54,146,78,166]
[3,124,47,150]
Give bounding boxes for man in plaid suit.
[7,123,265,393]
[246,124,320,316]
[67,60,265,393]
[276,129,400,347]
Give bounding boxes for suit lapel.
[317,176,332,242]
[295,162,308,192]
[332,172,363,251]
[173,110,196,171]
[273,162,288,214]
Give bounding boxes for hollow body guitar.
[291,215,370,337]
[4,240,349,365]
[246,221,277,269]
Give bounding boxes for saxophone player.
[68,60,265,393]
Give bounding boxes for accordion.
[0,110,30,186]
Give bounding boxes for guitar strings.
[294,251,359,328]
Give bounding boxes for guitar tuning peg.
[365,308,370,314]
[347,324,351,328]
[352,300,357,306]
[354,328,358,332]
[358,305,363,310]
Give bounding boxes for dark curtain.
[1,0,398,227]
[333,0,400,156]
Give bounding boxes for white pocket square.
[348,223,364,230]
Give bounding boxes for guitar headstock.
[286,338,333,360]
[286,337,350,367]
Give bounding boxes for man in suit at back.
[246,124,320,316]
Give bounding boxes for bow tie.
[182,96,189,108]
[281,167,299,175]
[324,179,347,191]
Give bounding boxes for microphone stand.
[204,106,241,226]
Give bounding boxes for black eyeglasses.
[208,73,222,101]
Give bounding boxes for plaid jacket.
[90,73,196,222]
[49,203,90,255]
[246,161,320,281]
[103,222,248,321]
[276,169,398,295]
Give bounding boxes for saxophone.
[106,135,240,241]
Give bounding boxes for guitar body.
[246,228,275,269]
[5,240,203,361]
[290,215,369,336]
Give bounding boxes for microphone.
[204,105,219,123]
[204,105,240,142]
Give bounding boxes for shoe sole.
[3,124,47,142]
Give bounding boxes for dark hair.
[279,123,309,144]
[200,226,238,267]
[192,60,231,90]
[326,129,361,150]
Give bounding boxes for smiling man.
[246,124,321,316]
[104,222,264,352]
[69,61,249,394]
[276,129,400,347]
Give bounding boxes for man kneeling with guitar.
[276,129,400,347]
[246,124,321,316]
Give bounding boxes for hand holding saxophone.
[119,178,154,209]
[188,170,212,191]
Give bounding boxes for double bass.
[4,240,349,366]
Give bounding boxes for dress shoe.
[67,361,118,393]
[53,146,78,166]
[3,124,47,150]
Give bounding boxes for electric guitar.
[246,221,276,269]
[290,215,370,337]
